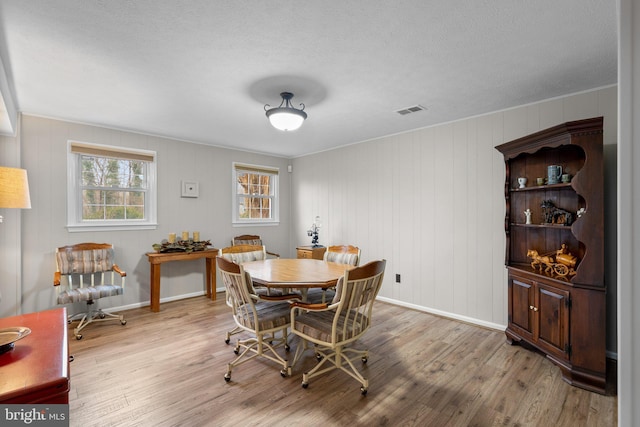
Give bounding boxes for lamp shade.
[0,167,32,209]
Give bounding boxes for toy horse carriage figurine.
[527,244,578,278]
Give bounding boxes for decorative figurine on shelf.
[577,207,586,218]
[517,177,527,189]
[307,216,322,247]
[527,244,577,278]
[524,209,532,224]
[541,199,574,226]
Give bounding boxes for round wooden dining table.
[241,258,355,290]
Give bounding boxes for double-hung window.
[67,141,157,231]
[232,163,279,225]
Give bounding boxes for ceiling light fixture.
[264,92,307,131]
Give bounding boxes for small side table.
[296,245,326,260]
[146,248,219,312]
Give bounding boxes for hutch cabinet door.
[535,282,570,360]
[508,276,534,339]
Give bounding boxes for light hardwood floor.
[67,295,617,426]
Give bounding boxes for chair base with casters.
[225,322,292,381]
[290,259,386,395]
[66,300,126,340]
[54,243,127,340]
[292,335,371,392]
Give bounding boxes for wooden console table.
[146,248,219,312]
[0,308,70,404]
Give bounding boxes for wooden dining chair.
[308,244,361,303]
[218,245,299,344]
[323,244,361,266]
[217,256,293,381]
[290,259,386,395]
[231,234,280,258]
[219,244,268,344]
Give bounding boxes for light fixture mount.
[264,92,307,131]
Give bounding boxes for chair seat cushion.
[293,310,368,343]
[57,284,124,304]
[236,301,290,331]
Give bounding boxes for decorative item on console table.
[152,239,212,253]
[495,117,606,394]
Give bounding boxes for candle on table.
[168,233,176,243]
[193,231,200,242]
[182,231,189,241]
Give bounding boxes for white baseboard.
[101,290,207,313]
[99,290,620,361]
[375,296,506,331]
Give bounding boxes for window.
[232,163,279,224]
[67,141,157,232]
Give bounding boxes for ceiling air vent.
[395,105,427,116]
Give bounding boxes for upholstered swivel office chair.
[217,256,294,381]
[232,234,280,258]
[308,244,361,303]
[290,259,386,395]
[53,243,127,340]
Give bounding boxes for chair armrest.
[53,271,61,286]
[266,250,280,258]
[260,294,302,302]
[290,301,328,310]
[113,264,127,277]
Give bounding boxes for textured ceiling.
[0,1,617,158]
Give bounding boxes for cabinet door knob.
[533,307,538,312]
[529,305,534,310]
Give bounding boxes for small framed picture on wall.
[181,180,199,198]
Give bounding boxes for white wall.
[617,0,638,424]
[292,86,618,345]
[0,116,22,316]
[5,115,292,317]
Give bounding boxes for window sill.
[66,222,158,233]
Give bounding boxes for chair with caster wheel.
[290,259,386,395]
[307,244,361,304]
[219,244,300,344]
[53,243,127,340]
[217,256,298,382]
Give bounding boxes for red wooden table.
[0,307,70,404]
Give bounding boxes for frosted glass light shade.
[0,167,31,209]
[264,92,307,131]
[267,110,306,131]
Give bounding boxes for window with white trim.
[233,163,279,224]
[67,141,157,232]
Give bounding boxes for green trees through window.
[80,156,147,221]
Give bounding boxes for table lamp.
[0,166,32,223]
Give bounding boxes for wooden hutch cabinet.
[495,117,606,394]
